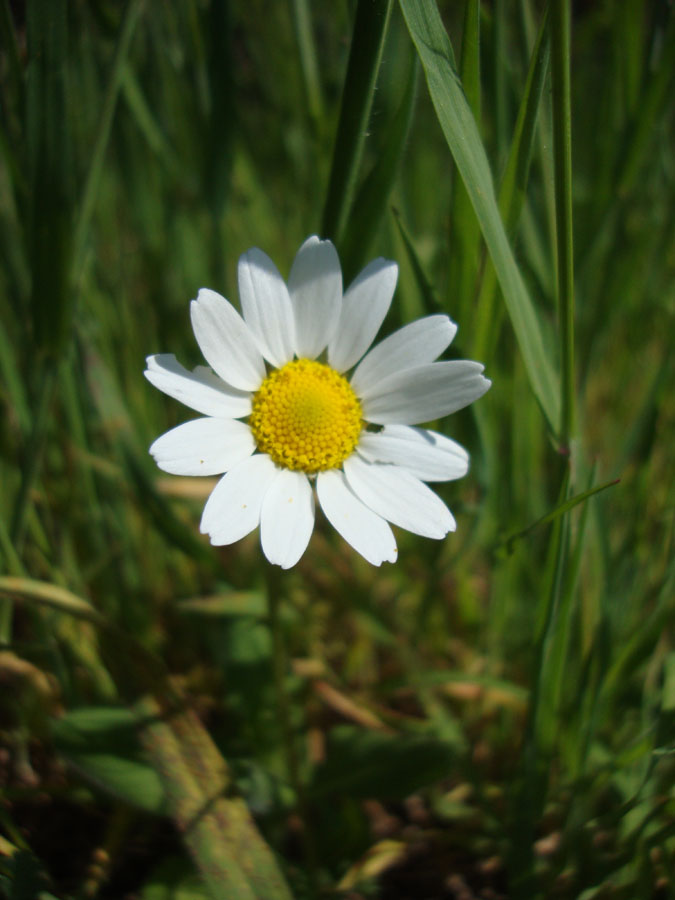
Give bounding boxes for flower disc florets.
[249,358,362,473]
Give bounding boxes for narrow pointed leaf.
[399,0,560,433]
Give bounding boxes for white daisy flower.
[145,236,491,569]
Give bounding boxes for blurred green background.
[1,1,674,898]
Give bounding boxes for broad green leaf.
[310,725,456,800]
[399,0,560,434]
[52,707,167,814]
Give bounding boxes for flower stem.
[264,562,318,893]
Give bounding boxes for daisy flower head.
[145,236,491,569]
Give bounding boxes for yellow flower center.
[249,359,362,473]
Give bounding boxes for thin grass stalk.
[520,0,557,280]
[290,0,324,126]
[321,0,393,244]
[264,563,318,893]
[341,49,418,278]
[551,0,575,449]
[73,0,145,273]
[510,471,570,897]
[472,5,550,362]
[450,0,481,325]
[10,359,59,554]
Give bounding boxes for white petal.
[328,258,398,372]
[238,248,296,367]
[149,417,255,476]
[200,454,277,546]
[343,455,456,539]
[190,288,266,391]
[288,236,342,358]
[260,470,315,569]
[357,425,469,482]
[316,469,398,566]
[144,355,251,418]
[351,315,457,395]
[361,361,491,425]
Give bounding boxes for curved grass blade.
[392,208,443,316]
[73,0,145,273]
[340,48,418,279]
[498,477,620,554]
[399,0,560,434]
[321,0,394,244]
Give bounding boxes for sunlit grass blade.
[472,5,550,360]
[341,49,418,278]
[321,0,394,244]
[399,0,560,434]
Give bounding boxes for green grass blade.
[472,4,550,360]
[290,0,324,125]
[0,0,22,125]
[551,0,575,447]
[321,0,394,244]
[499,477,620,553]
[399,0,560,434]
[449,0,481,324]
[340,49,418,278]
[536,466,597,764]
[392,208,443,316]
[25,0,72,359]
[120,66,181,172]
[73,0,144,273]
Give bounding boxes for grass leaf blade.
[399,0,560,434]
[321,0,394,244]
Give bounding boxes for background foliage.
[1,1,674,898]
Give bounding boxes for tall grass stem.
[551,0,575,448]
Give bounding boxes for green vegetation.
[1,1,673,897]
